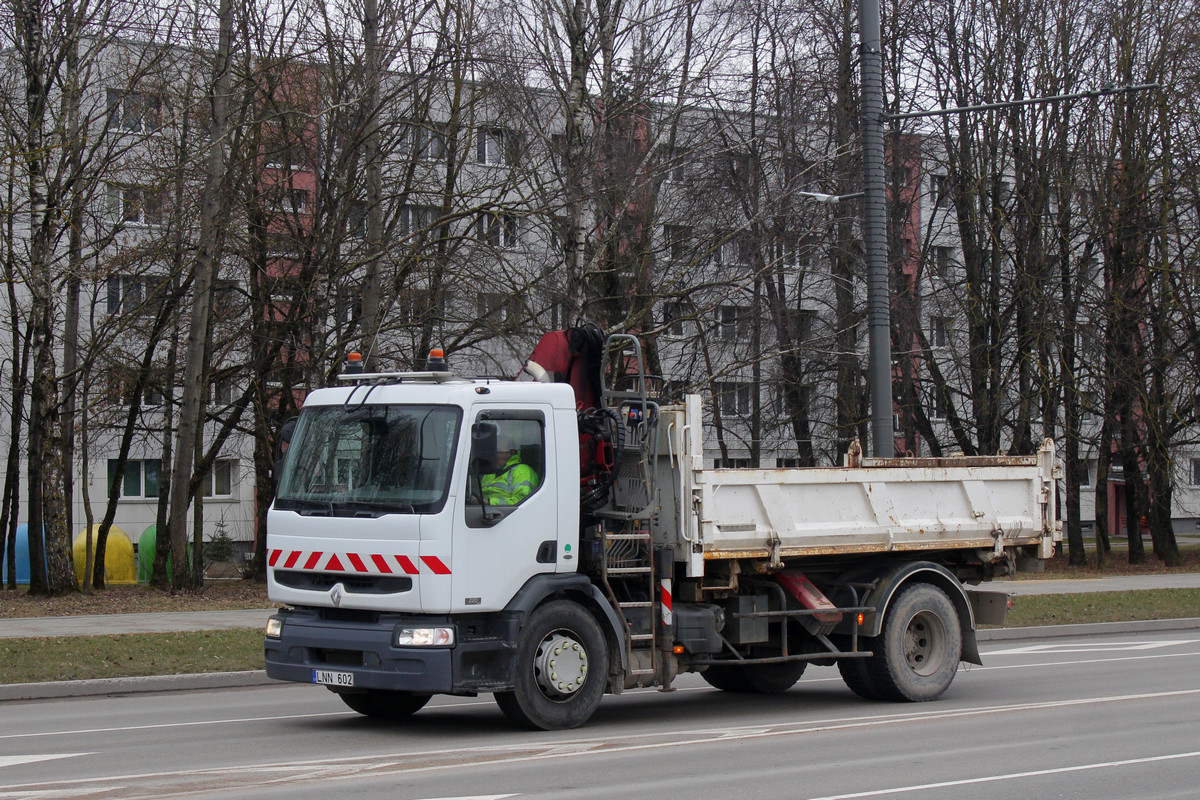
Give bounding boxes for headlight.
[395,626,455,647]
[265,617,284,638]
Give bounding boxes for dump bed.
[658,397,1060,578]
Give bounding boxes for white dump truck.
[264,334,1061,729]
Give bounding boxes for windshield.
[275,404,462,516]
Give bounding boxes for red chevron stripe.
[394,555,418,575]
[325,554,345,571]
[347,553,368,572]
[421,556,451,575]
[303,552,322,570]
[370,554,392,573]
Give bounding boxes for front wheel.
[495,600,608,730]
[865,583,962,702]
[333,688,431,719]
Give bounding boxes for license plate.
[313,669,355,687]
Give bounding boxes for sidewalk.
[2,573,1198,702]
[0,608,277,639]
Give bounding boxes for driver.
[481,434,539,505]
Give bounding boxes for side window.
[470,412,545,508]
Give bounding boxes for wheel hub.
[904,609,947,676]
[533,631,589,699]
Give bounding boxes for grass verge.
[2,589,1198,685]
[1000,588,1200,628]
[0,630,262,684]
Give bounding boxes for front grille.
[276,570,412,595]
[314,648,363,667]
[318,608,381,624]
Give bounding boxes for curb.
[977,616,1200,641]
[4,618,1198,702]
[0,670,278,702]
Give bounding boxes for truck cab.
[265,371,591,703]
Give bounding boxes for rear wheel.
[865,583,961,702]
[334,689,431,719]
[837,655,882,700]
[701,660,807,693]
[495,600,608,730]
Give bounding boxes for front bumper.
[264,607,520,694]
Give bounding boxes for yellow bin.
[73,525,137,585]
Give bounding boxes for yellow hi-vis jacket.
[481,455,539,505]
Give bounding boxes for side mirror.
[470,421,499,475]
[274,416,298,490]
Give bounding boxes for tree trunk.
[167,0,235,589]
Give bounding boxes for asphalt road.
[2,627,1198,800]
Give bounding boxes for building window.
[1080,460,1093,487]
[478,212,518,248]
[107,275,142,314]
[210,375,234,406]
[108,458,161,498]
[776,457,802,468]
[348,200,368,238]
[664,224,691,261]
[658,146,686,183]
[400,204,439,237]
[477,126,518,166]
[932,245,953,276]
[715,381,752,416]
[662,301,686,337]
[929,388,948,421]
[106,89,161,133]
[477,292,519,324]
[108,184,163,226]
[711,235,749,266]
[202,459,235,498]
[106,275,168,316]
[718,305,751,341]
[1191,459,1200,486]
[932,174,951,208]
[714,457,752,469]
[790,308,819,343]
[931,315,952,349]
[776,383,813,416]
[405,122,446,160]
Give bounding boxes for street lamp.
[796,190,865,205]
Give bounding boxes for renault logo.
[331,585,343,607]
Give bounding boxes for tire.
[495,600,608,730]
[865,583,962,702]
[701,661,806,694]
[700,664,753,692]
[334,688,432,719]
[837,654,882,700]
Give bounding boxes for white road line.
[0,753,91,769]
[805,750,1200,799]
[986,638,1198,655]
[0,710,349,741]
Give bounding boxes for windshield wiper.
[335,500,417,517]
[294,499,334,516]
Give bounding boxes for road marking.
[0,711,348,741]
[805,750,1200,799]
[0,753,91,769]
[986,638,1199,655]
[6,689,1199,799]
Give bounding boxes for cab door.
[451,406,558,611]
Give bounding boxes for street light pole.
[858,0,892,458]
